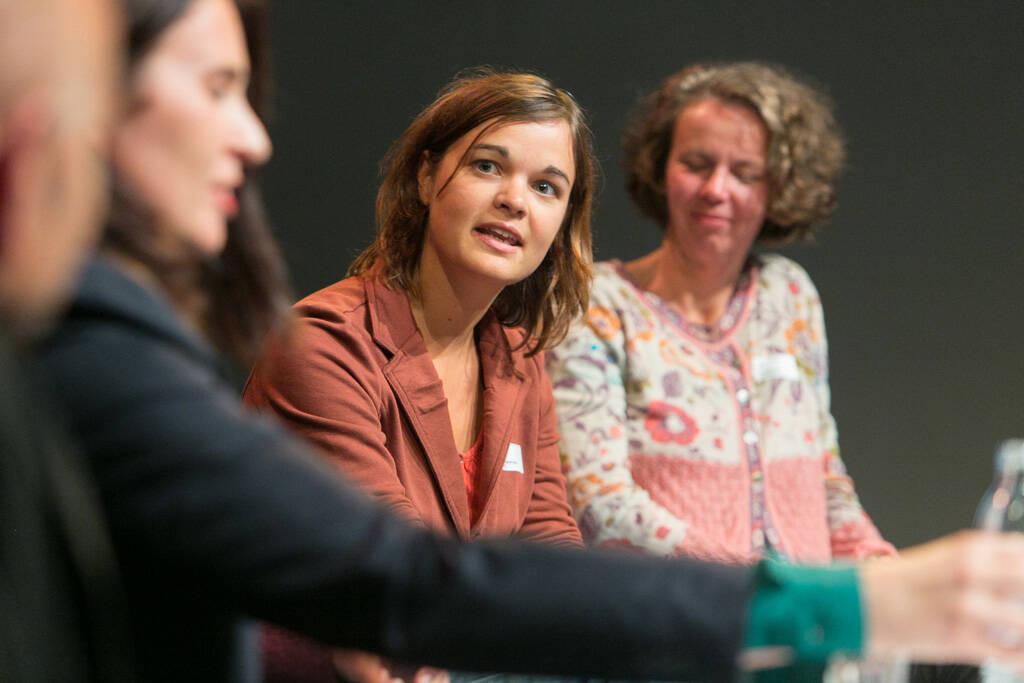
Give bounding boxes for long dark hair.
[106,0,290,365]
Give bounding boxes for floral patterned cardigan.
[546,255,895,563]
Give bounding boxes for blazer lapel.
[472,313,528,526]
[366,276,471,537]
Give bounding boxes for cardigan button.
[736,388,750,403]
[743,429,759,445]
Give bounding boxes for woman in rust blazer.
[244,69,594,681]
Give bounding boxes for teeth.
[481,227,519,245]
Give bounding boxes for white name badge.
[751,353,800,382]
[502,443,524,473]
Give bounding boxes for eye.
[680,157,710,174]
[473,159,498,174]
[205,77,234,102]
[734,169,765,185]
[205,69,247,103]
[533,180,561,197]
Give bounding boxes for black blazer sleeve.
[39,259,752,682]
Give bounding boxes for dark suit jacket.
[245,270,582,546]
[38,257,752,683]
[0,332,132,681]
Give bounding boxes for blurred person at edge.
[0,0,134,680]
[32,1,1024,682]
[243,69,589,683]
[546,62,893,565]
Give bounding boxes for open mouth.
[474,225,522,246]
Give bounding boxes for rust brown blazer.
[244,271,582,548]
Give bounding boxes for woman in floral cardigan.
[546,62,894,564]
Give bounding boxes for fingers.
[412,667,450,683]
[331,649,402,683]
[862,530,1024,670]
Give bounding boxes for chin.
[477,263,532,288]
[190,220,229,257]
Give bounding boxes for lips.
[213,186,240,217]
[471,223,520,246]
[692,212,731,227]
[468,224,520,255]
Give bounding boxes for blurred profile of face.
[0,0,120,333]
[112,0,271,256]
[662,97,768,276]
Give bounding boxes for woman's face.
[417,118,575,295]
[112,0,271,255]
[662,98,768,276]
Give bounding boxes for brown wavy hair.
[104,0,291,366]
[623,62,845,244]
[349,68,595,356]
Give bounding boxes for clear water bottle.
[975,439,1024,683]
[823,654,909,683]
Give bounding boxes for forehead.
[450,119,576,177]
[671,98,766,156]
[145,0,249,71]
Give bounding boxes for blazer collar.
[363,271,528,537]
[363,270,519,377]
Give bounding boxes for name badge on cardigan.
[751,353,800,382]
[502,443,524,473]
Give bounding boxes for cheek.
[739,186,769,222]
[541,205,568,245]
[117,99,215,196]
[664,169,698,206]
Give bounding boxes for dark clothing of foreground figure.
[0,333,133,682]
[38,258,751,683]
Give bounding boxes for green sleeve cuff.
[744,557,863,662]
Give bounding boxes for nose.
[698,164,729,203]
[233,101,272,167]
[494,177,527,217]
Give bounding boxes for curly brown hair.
[623,62,845,244]
[349,68,595,355]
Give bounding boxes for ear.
[416,151,434,206]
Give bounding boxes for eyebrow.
[472,143,572,185]
[681,149,764,168]
[208,66,251,86]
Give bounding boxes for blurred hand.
[862,530,1024,669]
[331,649,448,683]
[411,667,449,683]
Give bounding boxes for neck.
[410,251,499,359]
[627,240,747,326]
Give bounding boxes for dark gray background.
[262,1,1024,550]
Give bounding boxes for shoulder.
[754,253,822,304]
[294,275,370,326]
[756,253,817,289]
[42,260,220,393]
[560,261,639,347]
[287,276,379,357]
[588,261,636,305]
[253,277,387,399]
